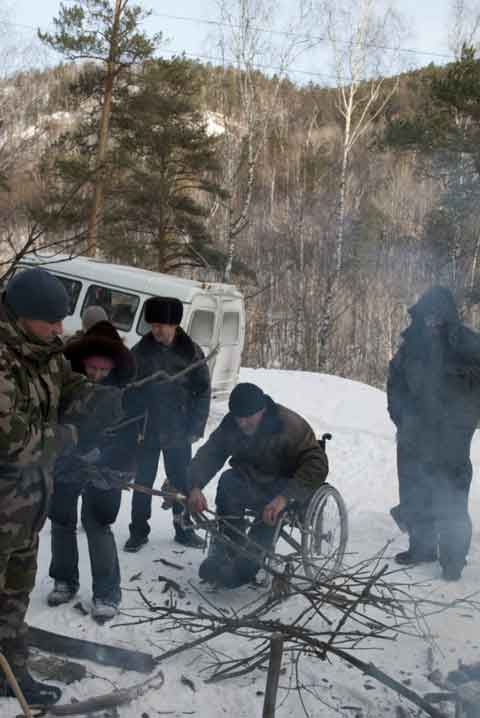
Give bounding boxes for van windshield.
[81,284,139,331]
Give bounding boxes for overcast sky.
[6,0,455,82]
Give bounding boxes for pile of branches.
[115,547,480,718]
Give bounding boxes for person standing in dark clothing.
[48,321,136,621]
[387,286,480,581]
[124,296,211,552]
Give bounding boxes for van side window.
[82,284,139,331]
[52,275,82,316]
[136,305,151,336]
[189,310,215,346]
[220,312,240,345]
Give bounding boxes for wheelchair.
[262,433,348,583]
[189,433,348,587]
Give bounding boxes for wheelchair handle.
[318,432,332,451]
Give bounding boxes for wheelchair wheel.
[260,507,305,586]
[302,484,348,579]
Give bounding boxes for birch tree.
[321,0,405,273]
[212,0,319,282]
[448,0,480,59]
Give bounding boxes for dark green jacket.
[187,397,328,501]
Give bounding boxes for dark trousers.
[49,482,122,603]
[215,470,289,550]
[397,443,472,568]
[0,466,48,669]
[130,444,192,539]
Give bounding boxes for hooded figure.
[47,321,135,622]
[387,286,480,580]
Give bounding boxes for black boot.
[124,534,149,552]
[442,564,463,581]
[227,522,275,586]
[174,512,206,549]
[395,547,437,565]
[1,667,62,705]
[199,537,237,585]
[174,523,206,549]
[441,557,466,581]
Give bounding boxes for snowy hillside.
[5,368,480,717]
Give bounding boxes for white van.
[20,253,245,399]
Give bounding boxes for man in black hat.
[124,296,211,552]
[0,268,124,705]
[187,383,328,588]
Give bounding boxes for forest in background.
[2,0,480,388]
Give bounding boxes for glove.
[78,448,101,465]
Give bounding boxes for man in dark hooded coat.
[387,286,480,580]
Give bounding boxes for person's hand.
[262,495,288,526]
[188,487,208,514]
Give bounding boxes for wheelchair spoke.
[278,527,302,553]
[302,484,348,579]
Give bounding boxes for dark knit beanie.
[229,383,266,418]
[6,267,70,322]
[144,296,183,325]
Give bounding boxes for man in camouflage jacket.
[0,268,123,705]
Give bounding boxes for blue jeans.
[49,482,121,603]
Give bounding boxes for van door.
[213,301,244,398]
[187,295,220,394]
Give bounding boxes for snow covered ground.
[5,368,480,717]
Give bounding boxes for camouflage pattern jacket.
[0,297,123,480]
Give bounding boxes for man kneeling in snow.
[187,383,328,588]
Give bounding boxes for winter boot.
[228,522,275,586]
[47,581,78,607]
[199,537,237,585]
[1,667,62,705]
[174,524,206,549]
[174,514,206,549]
[441,564,463,581]
[394,548,437,566]
[124,534,149,553]
[91,598,120,623]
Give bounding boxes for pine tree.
[39,0,160,255]
[103,57,228,272]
